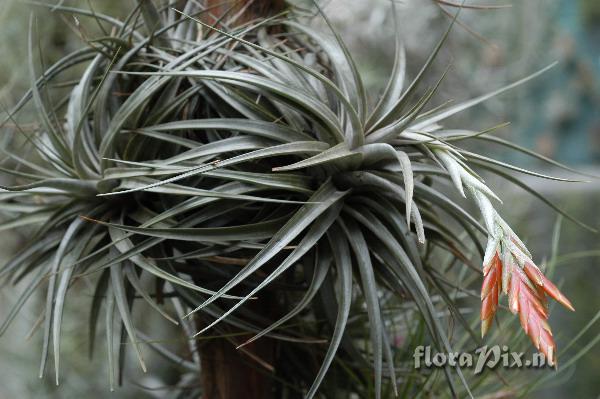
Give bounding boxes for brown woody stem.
[197,2,285,397]
[199,324,275,399]
[204,0,286,25]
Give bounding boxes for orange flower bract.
[480,240,574,366]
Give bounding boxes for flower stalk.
[425,134,575,366]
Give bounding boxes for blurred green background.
[0,0,598,397]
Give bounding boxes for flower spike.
[416,135,575,365]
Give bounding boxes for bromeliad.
[0,1,588,398]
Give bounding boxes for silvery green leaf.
[460,168,502,203]
[436,150,465,198]
[472,189,497,236]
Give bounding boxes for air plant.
[0,0,588,398]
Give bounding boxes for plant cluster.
[0,1,587,397]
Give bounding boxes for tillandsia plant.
[0,0,591,398]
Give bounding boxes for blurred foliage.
[580,0,600,27]
[493,180,600,399]
[326,0,600,166]
[0,0,130,99]
[0,2,174,398]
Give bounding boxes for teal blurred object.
[519,0,600,165]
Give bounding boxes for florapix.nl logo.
[413,345,553,374]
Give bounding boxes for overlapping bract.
[422,131,575,365]
[480,241,574,366]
